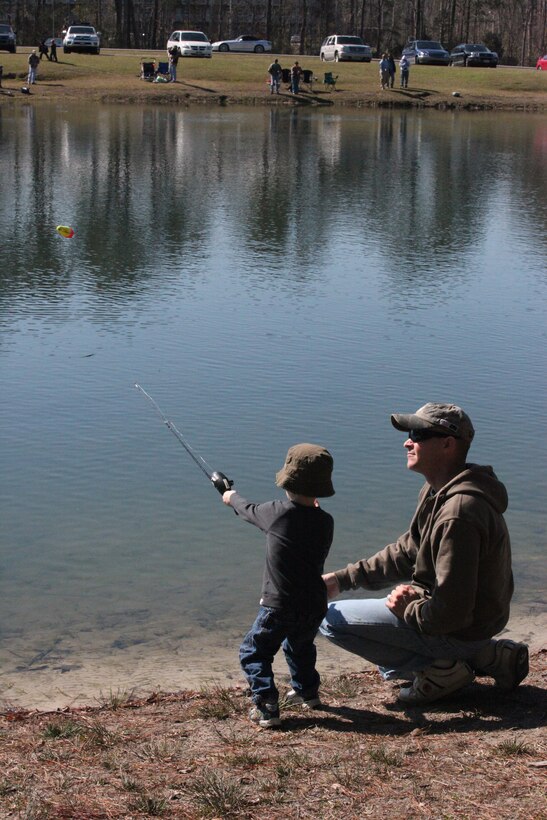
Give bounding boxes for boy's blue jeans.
[240,605,324,704]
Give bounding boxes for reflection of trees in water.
[0,107,544,314]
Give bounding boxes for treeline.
[9,0,547,65]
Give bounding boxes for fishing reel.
[210,471,234,495]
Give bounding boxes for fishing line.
[134,384,234,494]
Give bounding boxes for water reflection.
[1,107,545,315]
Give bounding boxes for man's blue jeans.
[320,597,490,680]
[240,606,324,704]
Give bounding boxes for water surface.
[1,105,545,704]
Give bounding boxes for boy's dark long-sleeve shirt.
[230,492,334,615]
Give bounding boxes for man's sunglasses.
[408,429,454,443]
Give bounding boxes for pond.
[0,105,545,706]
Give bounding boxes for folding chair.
[140,61,156,81]
[281,67,291,89]
[323,71,338,91]
[156,61,169,79]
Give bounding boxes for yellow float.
[56,225,75,238]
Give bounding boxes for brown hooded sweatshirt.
[334,465,513,641]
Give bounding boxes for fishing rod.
[134,384,234,495]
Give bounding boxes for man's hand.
[386,584,421,618]
[322,572,340,600]
[222,490,236,505]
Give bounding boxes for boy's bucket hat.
[391,402,475,442]
[276,443,335,498]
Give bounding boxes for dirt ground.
[1,650,545,819]
[1,71,546,112]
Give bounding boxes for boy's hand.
[322,572,340,600]
[223,490,236,505]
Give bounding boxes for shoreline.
[2,83,545,113]
[0,50,545,112]
[2,609,545,712]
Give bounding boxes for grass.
[0,658,545,818]
[188,769,246,817]
[1,47,545,110]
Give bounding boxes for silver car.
[212,35,272,53]
[402,40,449,65]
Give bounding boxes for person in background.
[167,46,179,83]
[320,403,529,705]
[49,38,58,62]
[379,53,391,90]
[222,443,335,728]
[27,50,40,84]
[399,53,410,88]
[268,58,282,94]
[290,60,302,94]
[387,53,396,87]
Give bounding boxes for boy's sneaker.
[398,660,474,705]
[474,639,529,690]
[249,701,281,728]
[284,689,322,709]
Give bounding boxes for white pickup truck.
[63,25,100,54]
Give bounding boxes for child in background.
[399,54,410,88]
[222,443,335,728]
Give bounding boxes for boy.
[222,443,335,728]
[399,54,410,88]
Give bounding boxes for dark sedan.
[449,44,498,67]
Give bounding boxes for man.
[290,61,302,94]
[167,46,179,83]
[268,58,282,95]
[320,403,529,705]
[27,50,40,85]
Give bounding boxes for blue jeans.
[291,77,299,94]
[320,597,491,680]
[240,606,324,704]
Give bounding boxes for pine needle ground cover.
[1,651,545,818]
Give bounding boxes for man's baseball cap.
[391,403,475,442]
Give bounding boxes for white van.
[166,31,212,58]
[320,35,372,62]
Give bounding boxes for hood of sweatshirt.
[431,463,508,514]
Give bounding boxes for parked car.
[536,55,547,70]
[402,40,449,65]
[449,43,498,67]
[320,34,372,62]
[166,31,212,58]
[63,25,100,54]
[212,35,271,53]
[0,22,16,53]
[45,37,63,48]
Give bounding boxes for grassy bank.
[1,653,545,818]
[1,48,546,110]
